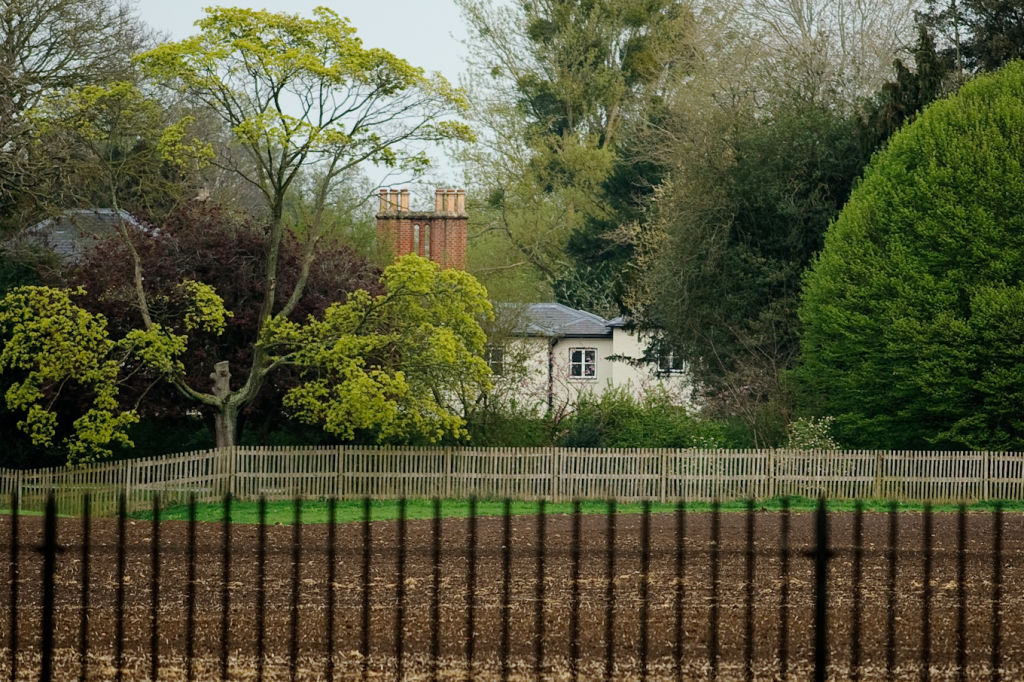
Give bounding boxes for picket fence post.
[983,450,991,501]
[552,447,561,502]
[123,459,132,509]
[335,446,344,499]
[873,451,884,500]
[444,447,452,498]
[229,446,237,498]
[659,450,667,503]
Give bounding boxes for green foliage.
[0,286,137,464]
[798,62,1024,450]
[461,399,557,447]
[922,0,1024,74]
[634,95,868,444]
[0,250,43,295]
[858,25,957,155]
[559,387,726,449]
[0,0,149,233]
[786,416,841,450]
[458,0,686,303]
[29,82,211,221]
[137,6,470,221]
[174,280,232,334]
[272,255,493,443]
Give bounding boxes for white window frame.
[657,350,685,375]
[569,347,597,379]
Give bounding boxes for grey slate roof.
[20,209,143,261]
[516,302,614,337]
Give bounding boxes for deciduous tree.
[57,203,382,441]
[0,0,150,231]
[457,0,687,308]
[124,6,472,446]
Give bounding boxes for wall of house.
[493,331,692,416]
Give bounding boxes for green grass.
[126,496,1024,525]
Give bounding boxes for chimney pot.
[379,189,388,213]
[400,189,410,212]
[389,189,400,212]
[435,189,444,213]
[456,189,466,214]
[445,189,456,213]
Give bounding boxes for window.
[569,347,597,378]
[657,350,686,374]
[485,346,505,376]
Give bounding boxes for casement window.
[485,346,505,376]
[657,350,686,374]
[569,347,597,378]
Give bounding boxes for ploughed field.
[2,509,1024,680]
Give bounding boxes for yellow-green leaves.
[157,117,214,171]
[135,5,471,200]
[0,281,232,463]
[276,255,493,443]
[0,286,137,464]
[176,280,232,334]
[119,326,187,378]
[30,82,211,212]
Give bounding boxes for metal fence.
[3,446,1024,514]
[2,492,1020,681]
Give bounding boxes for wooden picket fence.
[1,446,1023,514]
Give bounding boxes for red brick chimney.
[376,188,467,269]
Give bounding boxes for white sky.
[135,1,473,186]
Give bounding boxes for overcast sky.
[136,1,473,186]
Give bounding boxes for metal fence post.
[813,497,831,682]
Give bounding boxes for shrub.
[798,62,1024,449]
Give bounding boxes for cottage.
[489,302,692,414]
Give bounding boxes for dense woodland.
[2,0,1024,466]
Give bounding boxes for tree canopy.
[798,61,1024,450]
[55,203,381,435]
[0,0,151,231]
[0,286,139,464]
[457,0,687,310]
[128,7,473,447]
[1,252,492,464]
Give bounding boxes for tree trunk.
[213,408,237,449]
[210,360,236,449]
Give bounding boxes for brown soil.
[1,510,1023,680]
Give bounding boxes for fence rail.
[2,446,1023,514]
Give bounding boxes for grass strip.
[126,496,1024,525]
